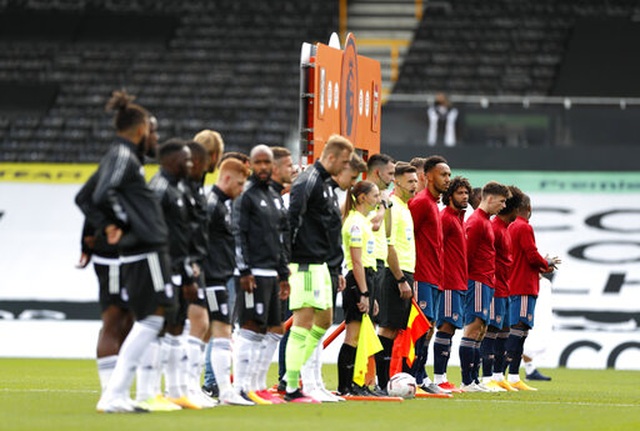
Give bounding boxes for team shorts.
[464,280,494,326]
[489,296,509,330]
[288,263,333,311]
[93,256,128,312]
[378,268,413,330]
[342,267,376,323]
[416,281,440,322]
[235,276,282,328]
[204,280,231,324]
[189,271,208,310]
[120,250,174,321]
[436,289,465,329]
[509,294,537,329]
[164,274,190,327]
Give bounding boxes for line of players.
[76,91,559,412]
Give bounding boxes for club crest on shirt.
[256,303,264,315]
[496,315,502,324]
[452,313,459,321]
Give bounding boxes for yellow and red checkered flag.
[390,298,431,375]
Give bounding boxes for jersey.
[465,207,496,287]
[440,205,468,291]
[408,188,443,286]
[508,216,549,296]
[492,216,512,298]
[387,194,416,273]
[342,210,376,270]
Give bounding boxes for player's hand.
[357,295,369,314]
[545,254,562,271]
[240,274,256,293]
[83,235,96,250]
[279,280,290,300]
[398,281,412,299]
[338,274,346,292]
[183,282,199,302]
[76,252,91,269]
[105,224,122,245]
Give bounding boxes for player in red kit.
[408,155,450,394]
[505,194,561,390]
[433,176,472,393]
[460,181,510,392]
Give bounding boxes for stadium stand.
[394,0,640,96]
[0,0,338,162]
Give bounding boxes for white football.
[386,372,417,399]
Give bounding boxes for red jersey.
[408,188,443,286]
[440,205,467,291]
[465,208,495,287]
[492,217,512,298]
[508,216,549,296]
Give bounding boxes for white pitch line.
[450,398,639,408]
[0,388,98,394]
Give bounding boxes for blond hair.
[194,129,225,158]
[321,134,354,159]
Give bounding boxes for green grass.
[1,359,639,431]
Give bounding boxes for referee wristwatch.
[359,290,370,297]
[396,276,407,284]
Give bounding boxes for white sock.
[136,337,161,401]
[434,374,445,385]
[233,329,261,392]
[482,376,492,384]
[101,316,163,402]
[524,361,536,375]
[163,334,184,398]
[256,332,282,391]
[300,345,319,391]
[211,337,233,394]
[186,336,205,393]
[97,355,118,394]
[508,373,521,383]
[249,332,266,391]
[312,344,325,389]
[493,372,505,382]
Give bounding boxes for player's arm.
[232,192,255,292]
[92,151,131,229]
[520,225,550,271]
[350,246,370,313]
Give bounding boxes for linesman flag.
[390,299,431,375]
[353,314,383,386]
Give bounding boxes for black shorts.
[342,268,376,323]
[378,268,413,330]
[204,280,232,324]
[93,257,128,312]
[190,271,208,310]
[164,275,189,327]
[235,275,282,328]
[120,250,175,321]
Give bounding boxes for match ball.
[386,372,417,399]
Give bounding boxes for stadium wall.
[0,165,638,370]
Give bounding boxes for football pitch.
[1,358,638,431]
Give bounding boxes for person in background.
[427,92,458,147]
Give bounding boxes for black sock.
[375,335,394,390]
[337,344,357,394]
